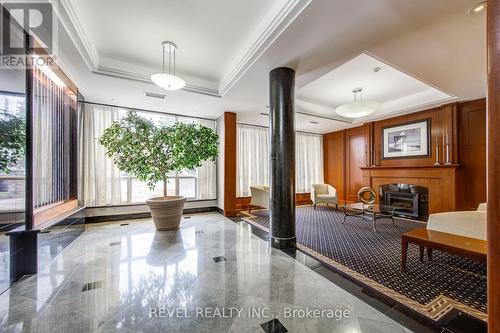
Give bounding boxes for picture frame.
[381,118,431,160]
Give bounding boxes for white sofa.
[426,203,486,240]
[249,186,270,213]
[311,184,338,209]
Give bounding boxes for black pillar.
[7,229,40,283]
[269,67,296,249]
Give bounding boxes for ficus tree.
[99,111,219,198]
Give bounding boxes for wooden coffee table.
[401,228,487,272]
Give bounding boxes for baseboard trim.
[85,206,219,224]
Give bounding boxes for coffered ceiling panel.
[60,0,311,95]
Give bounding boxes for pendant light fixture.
[335,88,381,118]
[151,41,186,91]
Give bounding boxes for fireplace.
[385,192,419,218]
[380,184,429,220]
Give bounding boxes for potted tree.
[99,111,218,231]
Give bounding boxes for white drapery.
[78,104,217,205]
[237,124,269,197]
[78,103,122,206]
[196,119,217,199]
[236,124,323,196]
[296,132,324,193]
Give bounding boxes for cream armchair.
[311,184,338,209]
[249,186,270,213]
[426,203,486,240]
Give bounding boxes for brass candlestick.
[433,135,440,166]
[444,143,451,165]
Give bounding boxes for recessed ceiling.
[297,53,455,122]
[60,0,311,95]
[52,0,485,134]
[68,0,274,81]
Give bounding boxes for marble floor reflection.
[0,212,413,332]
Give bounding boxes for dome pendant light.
[335,88,381,118]
[151,41,186,91]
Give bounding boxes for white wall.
[216,114,225,210]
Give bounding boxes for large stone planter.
[146,196,186,231]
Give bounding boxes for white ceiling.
[52,0,486,134]
[67,0,274,82]
[224,0,486,133]
[296,52,455,123]
[60,0,311,96]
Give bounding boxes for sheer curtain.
[78,103,122,206]
[237,124,269,197]
[296,132,324,193]
[196,119,217,199]
[236,124,324,196]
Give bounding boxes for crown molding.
[351,96,459,124]
[56,0,310,98]
[58,0,99,70]
[93,65,221,98]
[219,0,311,96]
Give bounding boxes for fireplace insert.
[379,184,429,220]
[385,192,419,218]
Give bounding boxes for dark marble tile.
[351,288,398,314]
[384,305,442,333]
[312,265,362,293]
[213,256,227,263]
[248,224,269,241]
[261,318,288,333]
[81,280,104,292]
[445,313,487,333]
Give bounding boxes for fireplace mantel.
[361,164,462,170]
[362,164,465,214]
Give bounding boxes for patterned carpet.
[242,205,487,322]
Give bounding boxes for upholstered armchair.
[249,186,270,213]
[311,184,338,209]
[426,203,486,240]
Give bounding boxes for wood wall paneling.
[458,99,487,210]
[323,131,346,200]
[223,112,237,217]
[345,126,368,201]
[373,104,456,167]
[33,199,78,228]
[487,1,500,330]
[323,100,485,213]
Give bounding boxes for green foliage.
[99,111,219,196]
[0,111,25,174]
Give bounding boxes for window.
[78,103,217,206]
[120,171,200,204]
[236,124,323,196]
[0,93,26,214]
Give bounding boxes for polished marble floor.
[0,212,413,332]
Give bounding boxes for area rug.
[241,205,487,322]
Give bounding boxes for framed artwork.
[381,119,431,159]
